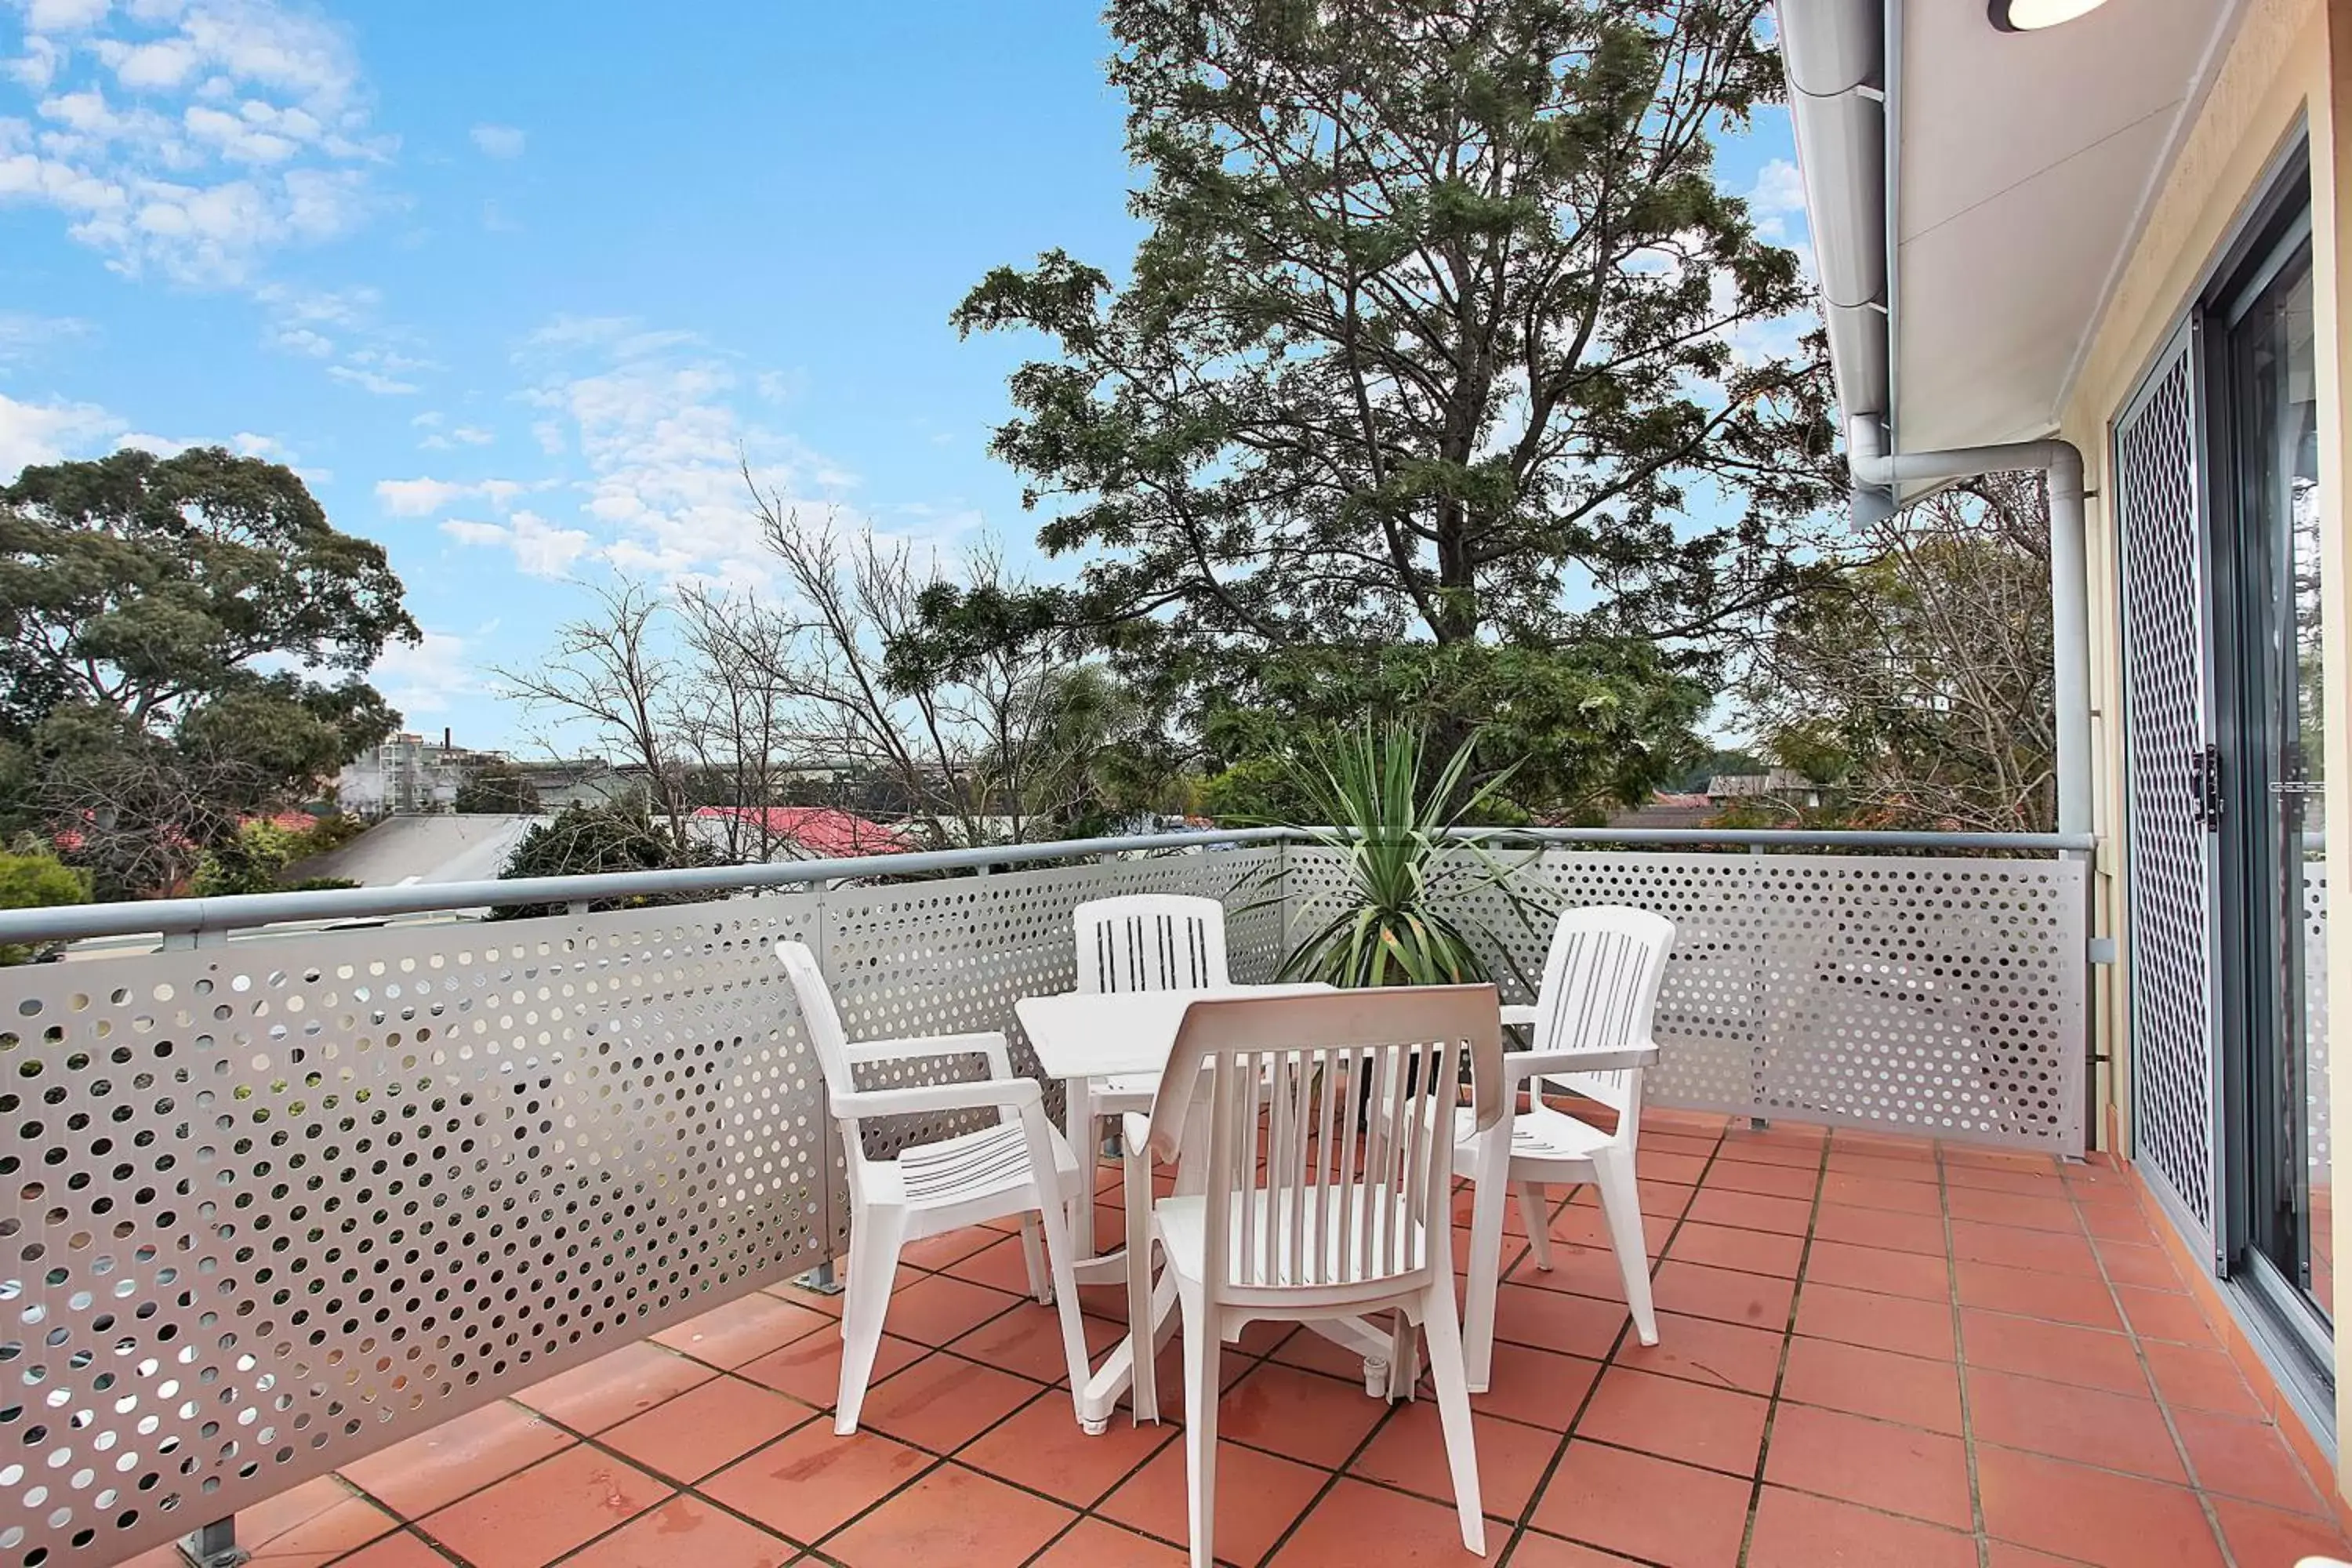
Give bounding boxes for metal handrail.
[0,822,2096,947]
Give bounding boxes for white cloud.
[370,628,474,716]
[327,362,416,395]
[1748,158,1807,242]
[514,318,865,586]
[469,122,524,159]
[374,474,536,515]
[2,0,389,285]
[441,509,589,579]
[0,310,91,364]
[0,387,118,476]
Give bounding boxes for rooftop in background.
[691,805,911,859]
[285,813,541,889]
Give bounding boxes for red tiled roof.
[691,806,908,858]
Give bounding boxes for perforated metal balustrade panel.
[2115,328,2223,1247]
[0,901,828,1568]
[1289,846,2087,1150]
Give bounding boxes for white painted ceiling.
[1890,0,2244,452]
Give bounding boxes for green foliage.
[1273,722,1546,987]
[0,848,89,964]
[951,0,1838,734]
[488,804,717,920]
[453,761,543,815]
[1200,641,1708,822]
[187,814,369,896]
[0,448,416,896]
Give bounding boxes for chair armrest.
[843,1030,1015,1078]
[833,1076,1042,1120]
[1500,1041,1660,1087]
[1499,1004,1541,1029]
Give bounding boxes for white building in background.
[336,730,504,815]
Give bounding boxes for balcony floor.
[125,1115,2351,1568]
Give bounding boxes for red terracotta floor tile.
[702,1424,933,1542]
[512,1341,718,1433]
[1966,1367,2187,1483]
[2114,1283,2219,1345]
[420,1445,672,1568]
[600,1374,815,1483]
[1949,1219,2103,1276]
[652,1291,834,1369]
[2094,1239,2187,1291]
[1649,1258,1796,1330]
[1714,1138,1830,1171]
[885,1273,1026,1345]
[1504,1534,1650,1566]
[2209,1495,2352,1566]
[1779,1335,1962,1434]
[946,1301,1123,1386]
[1529,1439,1754,1567]
[1352,1404,1561,1522]
[1099,1438,1327,1566]
[1701,1159,1820,1200]
[1577,1364,1769,1474]
[1802,1238,1952,1300]
[1976,1446,2223,1568]
[1465,1341,1602,1431]
[1685,1188,1814,1236]
[1824,1152,1944,1185]
[559,1495,799,1568]
[235,1475,397,1563]
[1958,1310,2151,1397]
[1512,1235,1661,1303]
[1762,1403,1973,1530]
[821,1461,1075,1565]
[1809,1201,1947,1256]
[1636,1149,1712,1185]
[2078,1200,2161,1244]
[337,1400,574,1517]
[1955,1259,2126,1331]
[1269,1475,1487,1564]
[1489,1280,1632,1359]
[2170,1406,2328,1513]
[1818,1173,1945,1214]
[1218,1359,1388,1467]
[1744,1484,1979,1568]
[1029,1517,1190,1566]
[859,1351,1040,1453]
[899,1224,1004,1272]
[1664,1220,1806,1278]
[1612,1311,1786,1396]
[735,1330,924,1408]
[1794,1281,1956,1360]
[1944,1189,2082,1232]
[330,1533,457,1567]
[957,1388,1174,1507]
[942,1234,1052,1296]
[1940,1160,2068,1194]
[2140,1339,2266,1419]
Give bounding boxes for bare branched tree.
[491,579,690,844]
[1740,473,2056,833]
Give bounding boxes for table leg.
[1065,1079,1097,1261]
[1079,1265,1179,1433]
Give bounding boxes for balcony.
[6,829,2344,1568]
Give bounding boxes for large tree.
[0,448,416,895]
[952,0,1836,737]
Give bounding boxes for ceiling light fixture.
[1988,0,2112,31]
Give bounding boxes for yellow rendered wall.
[2060,0,2350,1490]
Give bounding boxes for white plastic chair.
[1143,986,1506,1566]
[775,940,1094,1435]
[1456,906,1675,1391]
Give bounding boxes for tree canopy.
[0,448,417,895]
[951,0,1835,771]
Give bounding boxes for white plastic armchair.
[1457,906,1674,1391]
[775,940,1094,1435]
[1143,985,1506,1567]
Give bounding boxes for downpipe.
[1846,416,2093,843]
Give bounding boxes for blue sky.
[0,0,1806,751]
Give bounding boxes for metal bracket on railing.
[790,1258,844,1296]
[179,1519,247,1568]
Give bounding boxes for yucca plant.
[1276,720,1546,988]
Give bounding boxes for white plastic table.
[1016,982,1403,1432]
